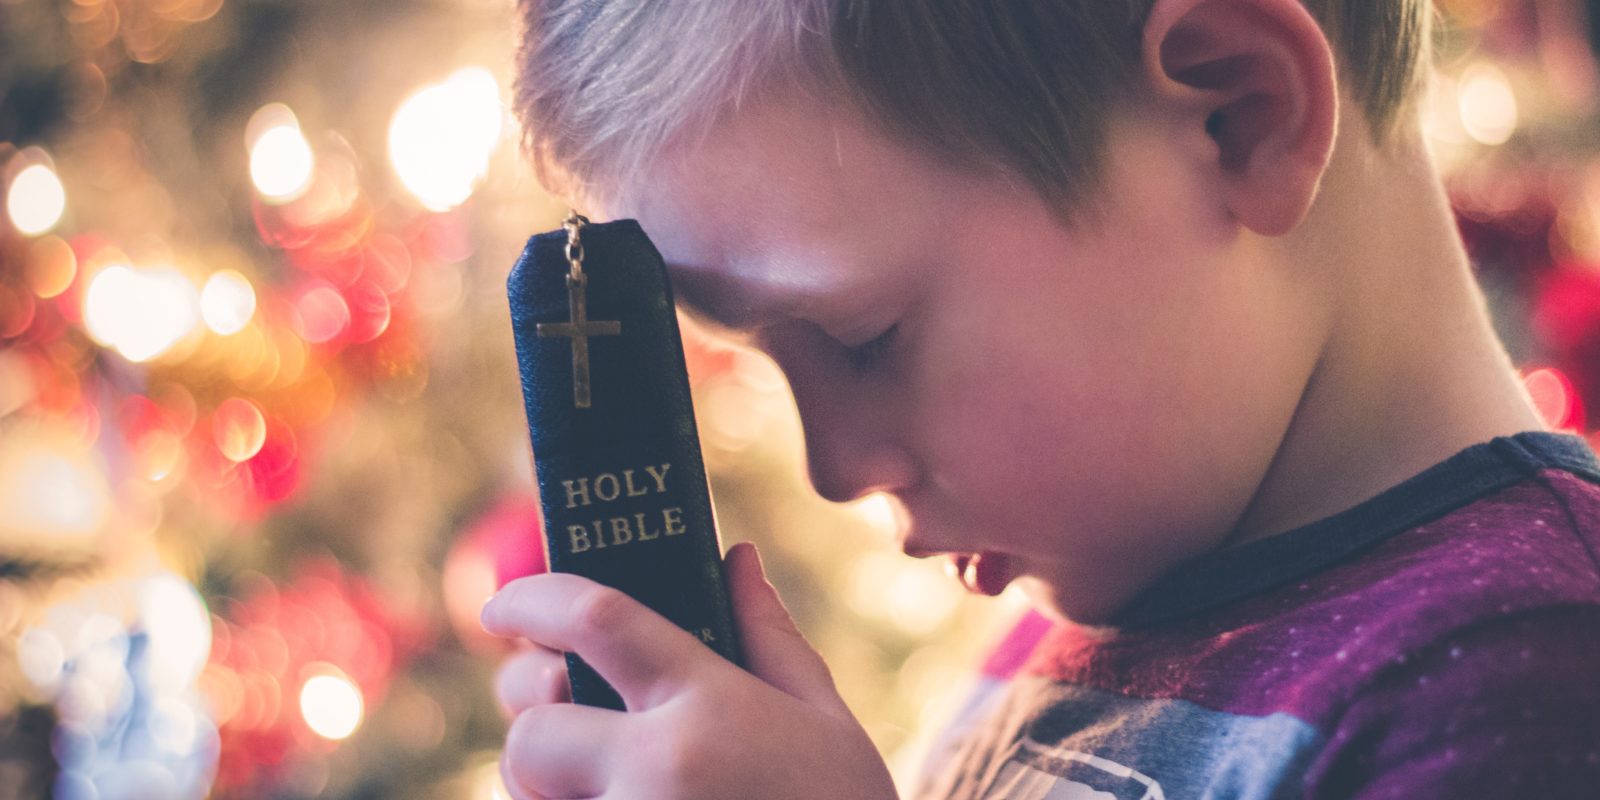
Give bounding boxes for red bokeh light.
[1524,366,1586,431]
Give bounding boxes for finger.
[483,573,722,709]
[500,750,547,800]
[496,645,571,717]
[503,703,621,799]
[496,752,540,796]
[724,542,852,718]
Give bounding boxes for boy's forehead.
[604,94,955,332]
[649,220,857,338]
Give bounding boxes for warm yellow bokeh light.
[300,671,364,740]
[846,551,964,636]
[1459,63,1518,146]
[251,126,315,202]
[83,264,200,362]
[7,161,67,236]
[213,397,267,462]
[473,758,513,800]
[135,429,185,482]
[201,269,257,335]
[388,67,504,212]
[248,104,315,203]
[27,236,78,299]
[851,493,907,541]
[0,445,110,542]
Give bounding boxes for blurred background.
[0,0,1598,797]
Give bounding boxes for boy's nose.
[802,426,917,505]
[756,321,918,504]
[787,372,917,505]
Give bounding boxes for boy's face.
[593,89,1321,625]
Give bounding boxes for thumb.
[725,542,852,718]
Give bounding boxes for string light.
[299,669,364,740]
[200,269,257,335]
[6,154,67,236]
[248,103,315,203]
[138,573,213,694]
[388,67,504,211]
[1458,62,1519,146]
[83,264,200,362]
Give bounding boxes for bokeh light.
[0,285,37,338]
[17,627,66,692]
[343,282,392,343]
[248,103,315,203]
[299,669,363,740]
[83,264,200,362]
[201,269,257,335]
[388,67,504,211]
[134,429,186,483]
[851,493,907,542]
[0,437,111,544]
[139,573,213,693]
[6,155,67,236]
[0,5,1595,799]
[213,397,267,463]
[472,758,513,800]
[1525,366,1584,431]
[1458,62,1519,146]
[847,551,964,637]
[27,235,78,298]
[295,284,351,344]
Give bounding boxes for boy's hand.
[482,542,899,800]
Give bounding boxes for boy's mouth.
[947,552,1012,596]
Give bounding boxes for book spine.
[507,220,742,710]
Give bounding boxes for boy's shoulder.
[1105,429,1600,632]
[918,431,1600,800]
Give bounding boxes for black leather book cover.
[507,218,742,710]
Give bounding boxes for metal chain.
[563,211,589,285]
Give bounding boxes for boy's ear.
[1141,0,1338,236]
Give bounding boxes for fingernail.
[733,541,765,575]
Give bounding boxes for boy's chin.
[1016,574,1128,632]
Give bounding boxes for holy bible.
[507,216,742,710]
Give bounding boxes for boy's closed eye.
[841,323,899,371]
[672,275,902,374]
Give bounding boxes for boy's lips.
[894,507,1015,596]
[946,552,1013,596]
[899,541,1014,596]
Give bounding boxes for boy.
[481,0,1600,797]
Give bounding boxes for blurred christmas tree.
[0,0,1597,798]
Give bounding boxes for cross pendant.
[537,272,622,408]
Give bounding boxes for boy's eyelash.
[844,324,899,369]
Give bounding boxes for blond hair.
[513,0,1434,215]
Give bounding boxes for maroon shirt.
[919,431,1600,799]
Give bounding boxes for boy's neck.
[1218,123,1549,551]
